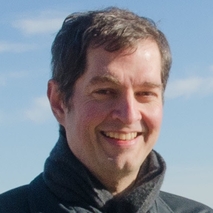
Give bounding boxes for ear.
[47,80,66,124]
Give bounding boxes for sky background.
[0,0,213,208]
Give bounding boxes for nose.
[111,92,142,124]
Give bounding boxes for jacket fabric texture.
[0,131,213,213]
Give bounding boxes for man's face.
[60,39,163,183]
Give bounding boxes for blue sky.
[0,0,213,208]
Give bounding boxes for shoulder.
[0,174,83,213]
[0,175,63,213]
[0,174,58,213]
[159,191,213,213]
[0,185,30,213]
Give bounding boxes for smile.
[101,131,140,140]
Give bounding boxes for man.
[0,7,212,213]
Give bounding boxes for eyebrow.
[87,75,121,87]
[142,81,163,89]
[87,75,163,89]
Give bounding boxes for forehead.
[83,39,162,86]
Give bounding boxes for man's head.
[48,7,171,194]
[51,7,171,105]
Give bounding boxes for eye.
[135,91,158,102]
[95,89,113,95]
[136,91,154,97]
[92,88,117,100]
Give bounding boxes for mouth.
[101,131,142,140]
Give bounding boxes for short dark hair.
[51,7,172,105]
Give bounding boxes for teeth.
[104,132,137,140]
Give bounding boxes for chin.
[106,153,147,173]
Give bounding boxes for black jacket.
[1,175,212,213]
[1,133,212,213]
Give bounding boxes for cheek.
[76,101,110,126]
[143,104,163,130]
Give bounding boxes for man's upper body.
[1,7,212,213]
[1,130,212,213]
